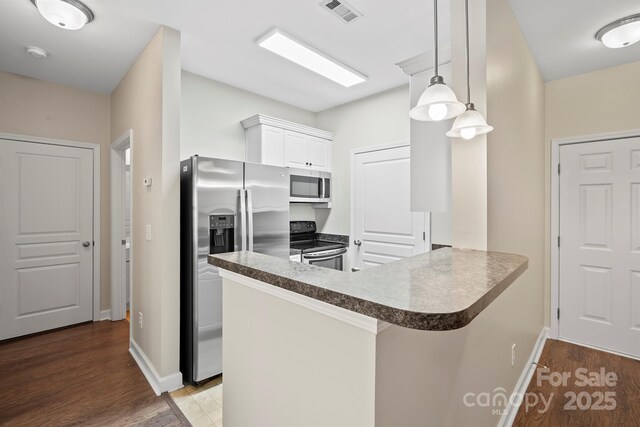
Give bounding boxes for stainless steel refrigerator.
[180,156,289,384]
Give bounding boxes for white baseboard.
[129,338,183,396]
[498,327,550,427]
[99,309,111,321]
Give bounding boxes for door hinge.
[557,164,561,175]
[557,236,560,247]
[557,308,560,319]
[93,241,95,247]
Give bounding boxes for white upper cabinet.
[306,136,329,170]
[283,131,308,168]
[242,114,333,172]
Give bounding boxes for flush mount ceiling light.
[446,0,493,140]
[257,28,366,87]
[409,0,465,122]
[596,13,640,48]
[31,0,94,30]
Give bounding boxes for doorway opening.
[110,131,133,324]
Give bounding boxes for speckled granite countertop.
[209,248,528,331]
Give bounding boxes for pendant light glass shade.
[448,0,493,139]
[31,0,94,30]
[410,0,464,122]
[410,76,466,121]
[446,103,493,139]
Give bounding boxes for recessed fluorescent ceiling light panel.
[258,29,366,87]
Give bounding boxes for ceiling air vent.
[320,0,362,24]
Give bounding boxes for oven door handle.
[303,248,347,260]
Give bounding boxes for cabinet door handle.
[309,162,313,166]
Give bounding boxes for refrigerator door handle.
[246,189,254,252]
[239,189,247,251]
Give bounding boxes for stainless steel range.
[290,221,347,271]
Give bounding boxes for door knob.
[354,240,362,246]
[351,267,361,272]
[82,241,91,248]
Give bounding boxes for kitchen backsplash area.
[289,203,316,221]
[316,233,349,244]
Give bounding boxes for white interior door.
[0,140,94,340]
[353,145,427,270]
[559,137,640,358]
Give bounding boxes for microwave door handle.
[246,189,254,252]
[239,189,246,251]
[321,177,326,200]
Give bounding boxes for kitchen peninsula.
[210,248,529,426]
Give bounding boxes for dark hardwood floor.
[0,320,189,427]
[514,339,640,426]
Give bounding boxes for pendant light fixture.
[410,0,465,122]
[31,0,94,30]
[446,0,493,140]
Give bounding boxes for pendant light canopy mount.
[31,0,94,30]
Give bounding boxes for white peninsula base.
[219,268,542,427]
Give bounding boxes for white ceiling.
[0,0,160,93]
[0,0,449,112]
[509,0,640,81]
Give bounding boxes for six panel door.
[559,137,640,358]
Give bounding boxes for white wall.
[180,71,316,161]
[315,86,410,236]
[181,71,318,221]
[0,71,112,310]
[544,60,640,325]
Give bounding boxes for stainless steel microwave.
[289,168,331,204]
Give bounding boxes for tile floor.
[170,376,223,427]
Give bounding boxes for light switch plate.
[145,224,152,241]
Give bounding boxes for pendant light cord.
[465,0,470,104]
[434,0,439,76]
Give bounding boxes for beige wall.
[486,0,546,391]
[0,71,112,311]
[315,85,410,235]
[451,0,488,250]
[223,278,376,426]
[543,60,640,324]
[111,27,181,377]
